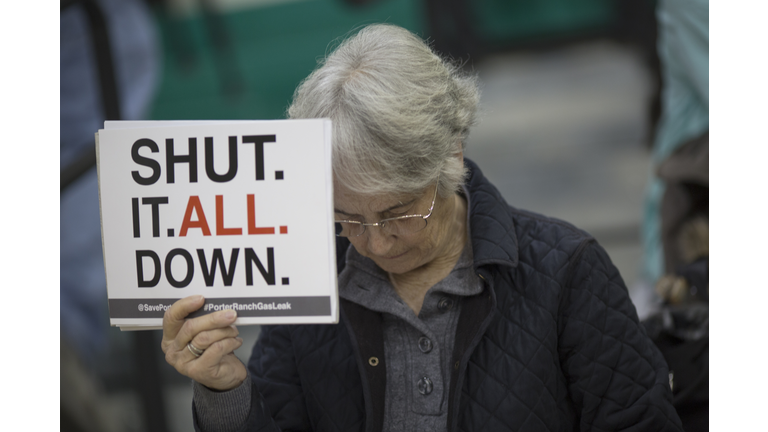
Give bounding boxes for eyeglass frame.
[334,176,440,238]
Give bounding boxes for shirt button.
[417,376,433,395]
[437,297,454,312]
[418,336,432,353]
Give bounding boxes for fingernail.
[224,309,236,319]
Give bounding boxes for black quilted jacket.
[233,159,682,432]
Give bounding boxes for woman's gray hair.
[287,23,480,198]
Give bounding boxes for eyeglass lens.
[334,217,427,238]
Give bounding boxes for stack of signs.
[96,120,337,330]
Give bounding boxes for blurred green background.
[148,0,620,122]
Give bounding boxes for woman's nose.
[365,226,394,255]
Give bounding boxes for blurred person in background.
[638,1,709,431]
[161,24,682,432]
[638,0,708,309]
[61,0,159,430]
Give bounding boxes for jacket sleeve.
[558,239,683,431]
[193,325,311,432]
[192,377,252,432]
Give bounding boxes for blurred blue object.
[60,0,160,363]
[640,0,708,285]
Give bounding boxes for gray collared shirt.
[339,222,482,431]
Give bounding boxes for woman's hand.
[161,295,247,391]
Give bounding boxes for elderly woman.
[162,24,682,432]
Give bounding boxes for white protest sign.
[97,119,337,329]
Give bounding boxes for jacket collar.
[464,158,519,270]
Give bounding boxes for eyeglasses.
[334,177,439,238]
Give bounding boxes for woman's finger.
[189,325,240,352]
[165,334,240,377]
[185,337,247,390]
[193,337,245,370]
[161,295,205,350]
[173,309,238,352]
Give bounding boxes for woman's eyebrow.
[381,198,417,213]
[333,208,357,217]
[334,198,417,217]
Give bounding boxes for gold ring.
[187,342,205,357]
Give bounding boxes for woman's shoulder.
[509,206,594,253]
[464,159,594,268]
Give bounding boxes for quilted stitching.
[248,324,366,432]
[234,159,681,432]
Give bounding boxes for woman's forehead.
[334,186,418,214]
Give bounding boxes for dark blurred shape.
[637,0,708,427]
[649,186,708,432]
[422,0,654,55]
[61,0,159,359]
[421,0,663,126]
[144,0,198,72]
[615,0,663,142]
[650,132,709,432]
[424,0,480,65]
[200,0,247,99]
[134,331,170,432]
[640,0,708,287]
[60,0,119,191]
[657,131,708,276]
[341,0,387,6]
[150,0,246,99]
[648,109,709,432]
[61,0,164,431]
[643,302,708,432]
[61,0,122,121]
[61,334,122,432]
